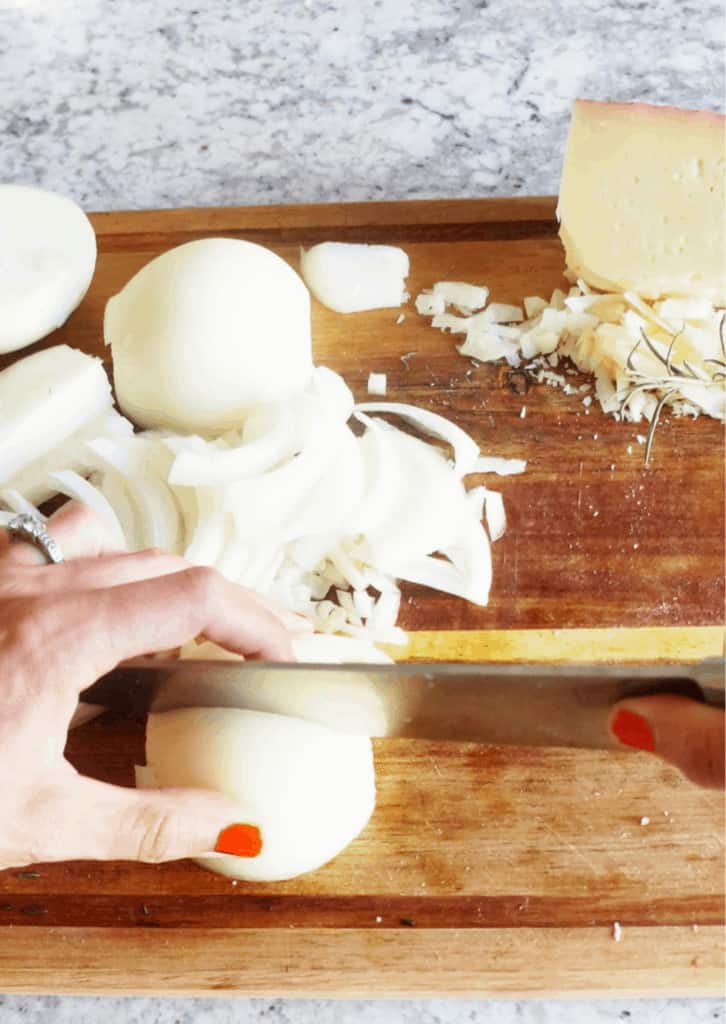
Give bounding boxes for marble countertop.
[1,0,723,212]
[0,1,723,1022]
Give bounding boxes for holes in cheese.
[557,100,725,305]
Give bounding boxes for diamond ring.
[6,513,65,565]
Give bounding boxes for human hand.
[0,501,299,870]
[609,695,725,789]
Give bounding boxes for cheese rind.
[557,100,726,305]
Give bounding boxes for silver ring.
[6,513,65,565]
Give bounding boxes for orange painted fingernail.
[215,823,262,857]
[612,709,655,752]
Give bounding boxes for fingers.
[0,501,126,567]
[23,775,259,865]
[38,549,190,594]
[610,696,726,789]
[41,565,294,694]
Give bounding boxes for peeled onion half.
[106,238,314,434]
[0,185,96,353]
[142,706,375,882]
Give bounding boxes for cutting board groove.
[0,197,723,997]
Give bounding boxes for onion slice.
[473,456,527,476]
[48,469,127,549]
[356,402,480,477]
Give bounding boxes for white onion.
[0,185,96,354]
[482,488,506,542]
[48,470,126,549]
[0,345,112,486]
[106,238,313,433]
[473,456,527,476]
[167,405,297,487]
[6,408,133,506]
[300,242,409,313]
[142,706,375,882]
[356,401,480,477]
[0,489,44,521]
[87,437,182,552]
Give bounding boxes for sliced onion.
[184,487,228,567]
[382,511,492,606]
[96,468,141,550]
[482,488,506,542]
[48,469,127,549]
[87,437,182,552]
[0,488,45,520]
[168,410,295,486]
[356,401,480,477]
[355,421,471,565]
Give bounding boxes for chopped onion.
[367,372,387,396]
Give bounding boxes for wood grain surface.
[0,197,723,997]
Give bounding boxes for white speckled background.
[0,0,724,1021]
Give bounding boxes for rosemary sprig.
[643,388,676,467]
[621,319,725,467]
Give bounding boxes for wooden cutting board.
[0,197,723,998]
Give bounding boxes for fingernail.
[215,823,263,857]
[611,709,655,752]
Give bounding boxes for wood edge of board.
[386,625,725,663]
[88,195,560,238]
[2,925,722,998]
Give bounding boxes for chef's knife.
[80,657,725,750]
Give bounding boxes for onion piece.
[0,186,97,354]
[95,468,141,550]
[87,437,182,552]
[0,488,45,520]
[300,242,409,313]
[229,415,351,541]
[382,512,492,606]
[472,456,527,476]
[5,408,133,506]
[184,487,228,567]
[48,469,127,549]
[367,372,387,396]
[168,405,298,486]
[354,422,473,567]
[356,402,480,477]
[482,488,506,541]
[0,345,112,485]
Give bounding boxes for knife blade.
[80,657,725,750]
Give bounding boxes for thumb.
[37,775,263,864]
[609,696,725,790]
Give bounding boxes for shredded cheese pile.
[416,279,726,428]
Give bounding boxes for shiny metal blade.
[81,657,725,750]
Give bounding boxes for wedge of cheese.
[557,100,725,305]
